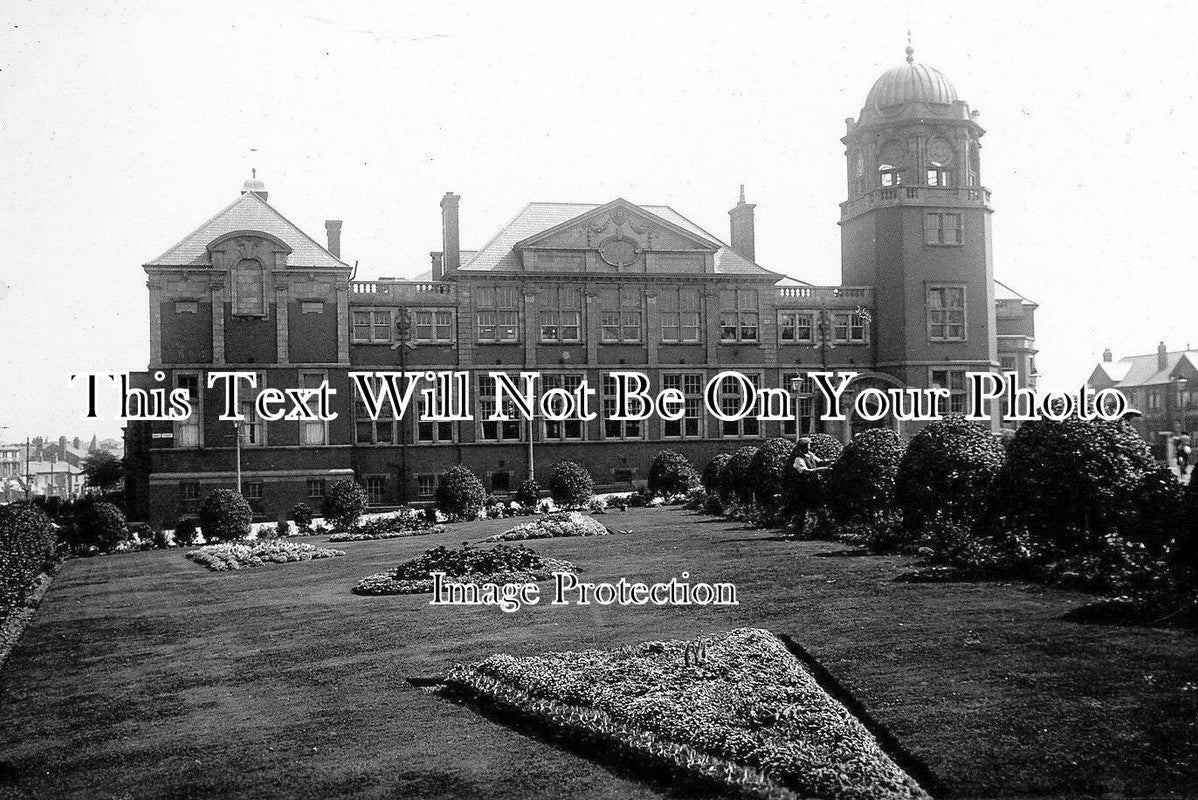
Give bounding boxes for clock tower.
[840,44,997,402]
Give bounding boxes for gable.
[146,191,347,269]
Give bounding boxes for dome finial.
[905,28,914,63]
[738,184,746,204]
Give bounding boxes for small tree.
[895,416,1005,533]
[702,454,731,494]
[748,438,795,508]
[824,428,905,523]
[719,446,759,505]
[0,502,57,612]
[324,481,368,529]
[647,450,700,497]
[436,465,487,520]
[73,500,128,551]
[548,460,594,508]
[514,478,541,508]
[199,489,252,542]
[291,503,314,534]
[82,451,124,493]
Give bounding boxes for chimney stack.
[324,220,343,259]
[1158,341,1168,371]
[728,185,756,262]
[430,252,445,281]
[1102,347,1112,363]
[441,192,461,277]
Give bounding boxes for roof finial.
[252,167,257,179]
[906,28,914,63]
[738,184,746,204]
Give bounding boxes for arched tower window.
[233,258,266,316]
[879,164,903,187]
[927,139,956,187]
[877,141,907,187]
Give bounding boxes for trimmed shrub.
[719,446,759,505]
[824,429,905,523]
[702,453,731,494]
[324,481,368,529]
[895,416,1005,533]
[435,465,487,520]
[292,503,314,534]
[73,501,128,551]
[748,438,794,508]
[199,489,252,542]
[647,450,700,497]
[174,516,200,545]
[0,502,57,619]
[548,460,594,508]
[514,478,541,508]
[983,418,1156,550]
[1129,465,1185,553]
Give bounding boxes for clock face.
[598,236,639,268]
[855,152,865,177]
[929,139,954,166]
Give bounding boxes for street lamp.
[232,419,243,494]
[391,307,415,503]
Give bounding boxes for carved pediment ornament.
[583,207,653,248]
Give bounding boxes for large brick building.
[125,47,1036,524]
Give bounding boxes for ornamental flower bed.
[443,628,929,800]
[485,511,610,542]
[185,541,345,572]
[353,543,577,596]
[328,512,445,542]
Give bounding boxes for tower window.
[924,212,963,245]
[927,286,967,341]
[927,167,952,187]
[879,164,904,187]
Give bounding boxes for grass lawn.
[0,507,1195,799]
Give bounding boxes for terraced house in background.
[124,46,1036,524]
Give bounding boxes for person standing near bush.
[789,438,829,536]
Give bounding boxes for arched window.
[233,258,265,316]
[879,163,904,187]
[927,162,952,187]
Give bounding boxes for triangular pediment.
[145,191,347,269]
[514,199,721,253]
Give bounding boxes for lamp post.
[1175,376,1190,435]
[391,307,414,503]
[232,420,243,494]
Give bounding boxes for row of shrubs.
[681,418,1198,617]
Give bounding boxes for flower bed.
[328,512,445,542]
[185,540,345,572]
[443,628,929,800]
[353,543,577,595]
[485,511,610,542]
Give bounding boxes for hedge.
[702,454,731,494]
[719,447,759,505]
[824,428,905,523]
[646,450,700,497]
[895,416,1005,533]
[0,502,57,622]
[747,438,796,507]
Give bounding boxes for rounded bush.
[174,516,200,545]
[436,465,487,520]
[1130,465,1185,553]
[748,438,796,507]
[702,454,731,494]
[984,419,1156,549]
[719,446,759,505]
[824,428,906,523]
[291,503,314,534]
[74,501,128,551]
[548,460,594,508]
[514,478,541,508]
[1176,476,1198,593]
[199,490,252,542]
[324,481,368,530]
[895,416,1005,532]
[0,502,57,613]
[647,450,700,497]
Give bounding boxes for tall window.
[927,286,966,341]
[778,311,815,344]
[542,374,584,440]
[719,372,760,437]
[233,258,266,316]
[416,393,455,444]
[476,286,520,343]
[930,370,967,414]
[364,475,386,506]
[413,309,455,343]
[599,287,642,343]
[924,212,962,245]
[478,375,522,441]
[352,310,393,343]
[539,286,582,343]
[298,371,328,446]
[783,374,816,436]
[660,287,701,343]
[238,373,266,447]
[174,372,201,448]
[417,474,437,499]
[831,312,867,344]
[243,481,264,510]
[306,478,326,499]
[661,373,704,438]
[602,375,643,439]
[354,376,396,445]
[719,289,759,343]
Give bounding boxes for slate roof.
[146,191,347,268]
[1098,350,1198,388]
[458,201,778,277]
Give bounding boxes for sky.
[1,0,1196,442]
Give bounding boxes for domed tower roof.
[241,169,268,201]
[858,45,964,125]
